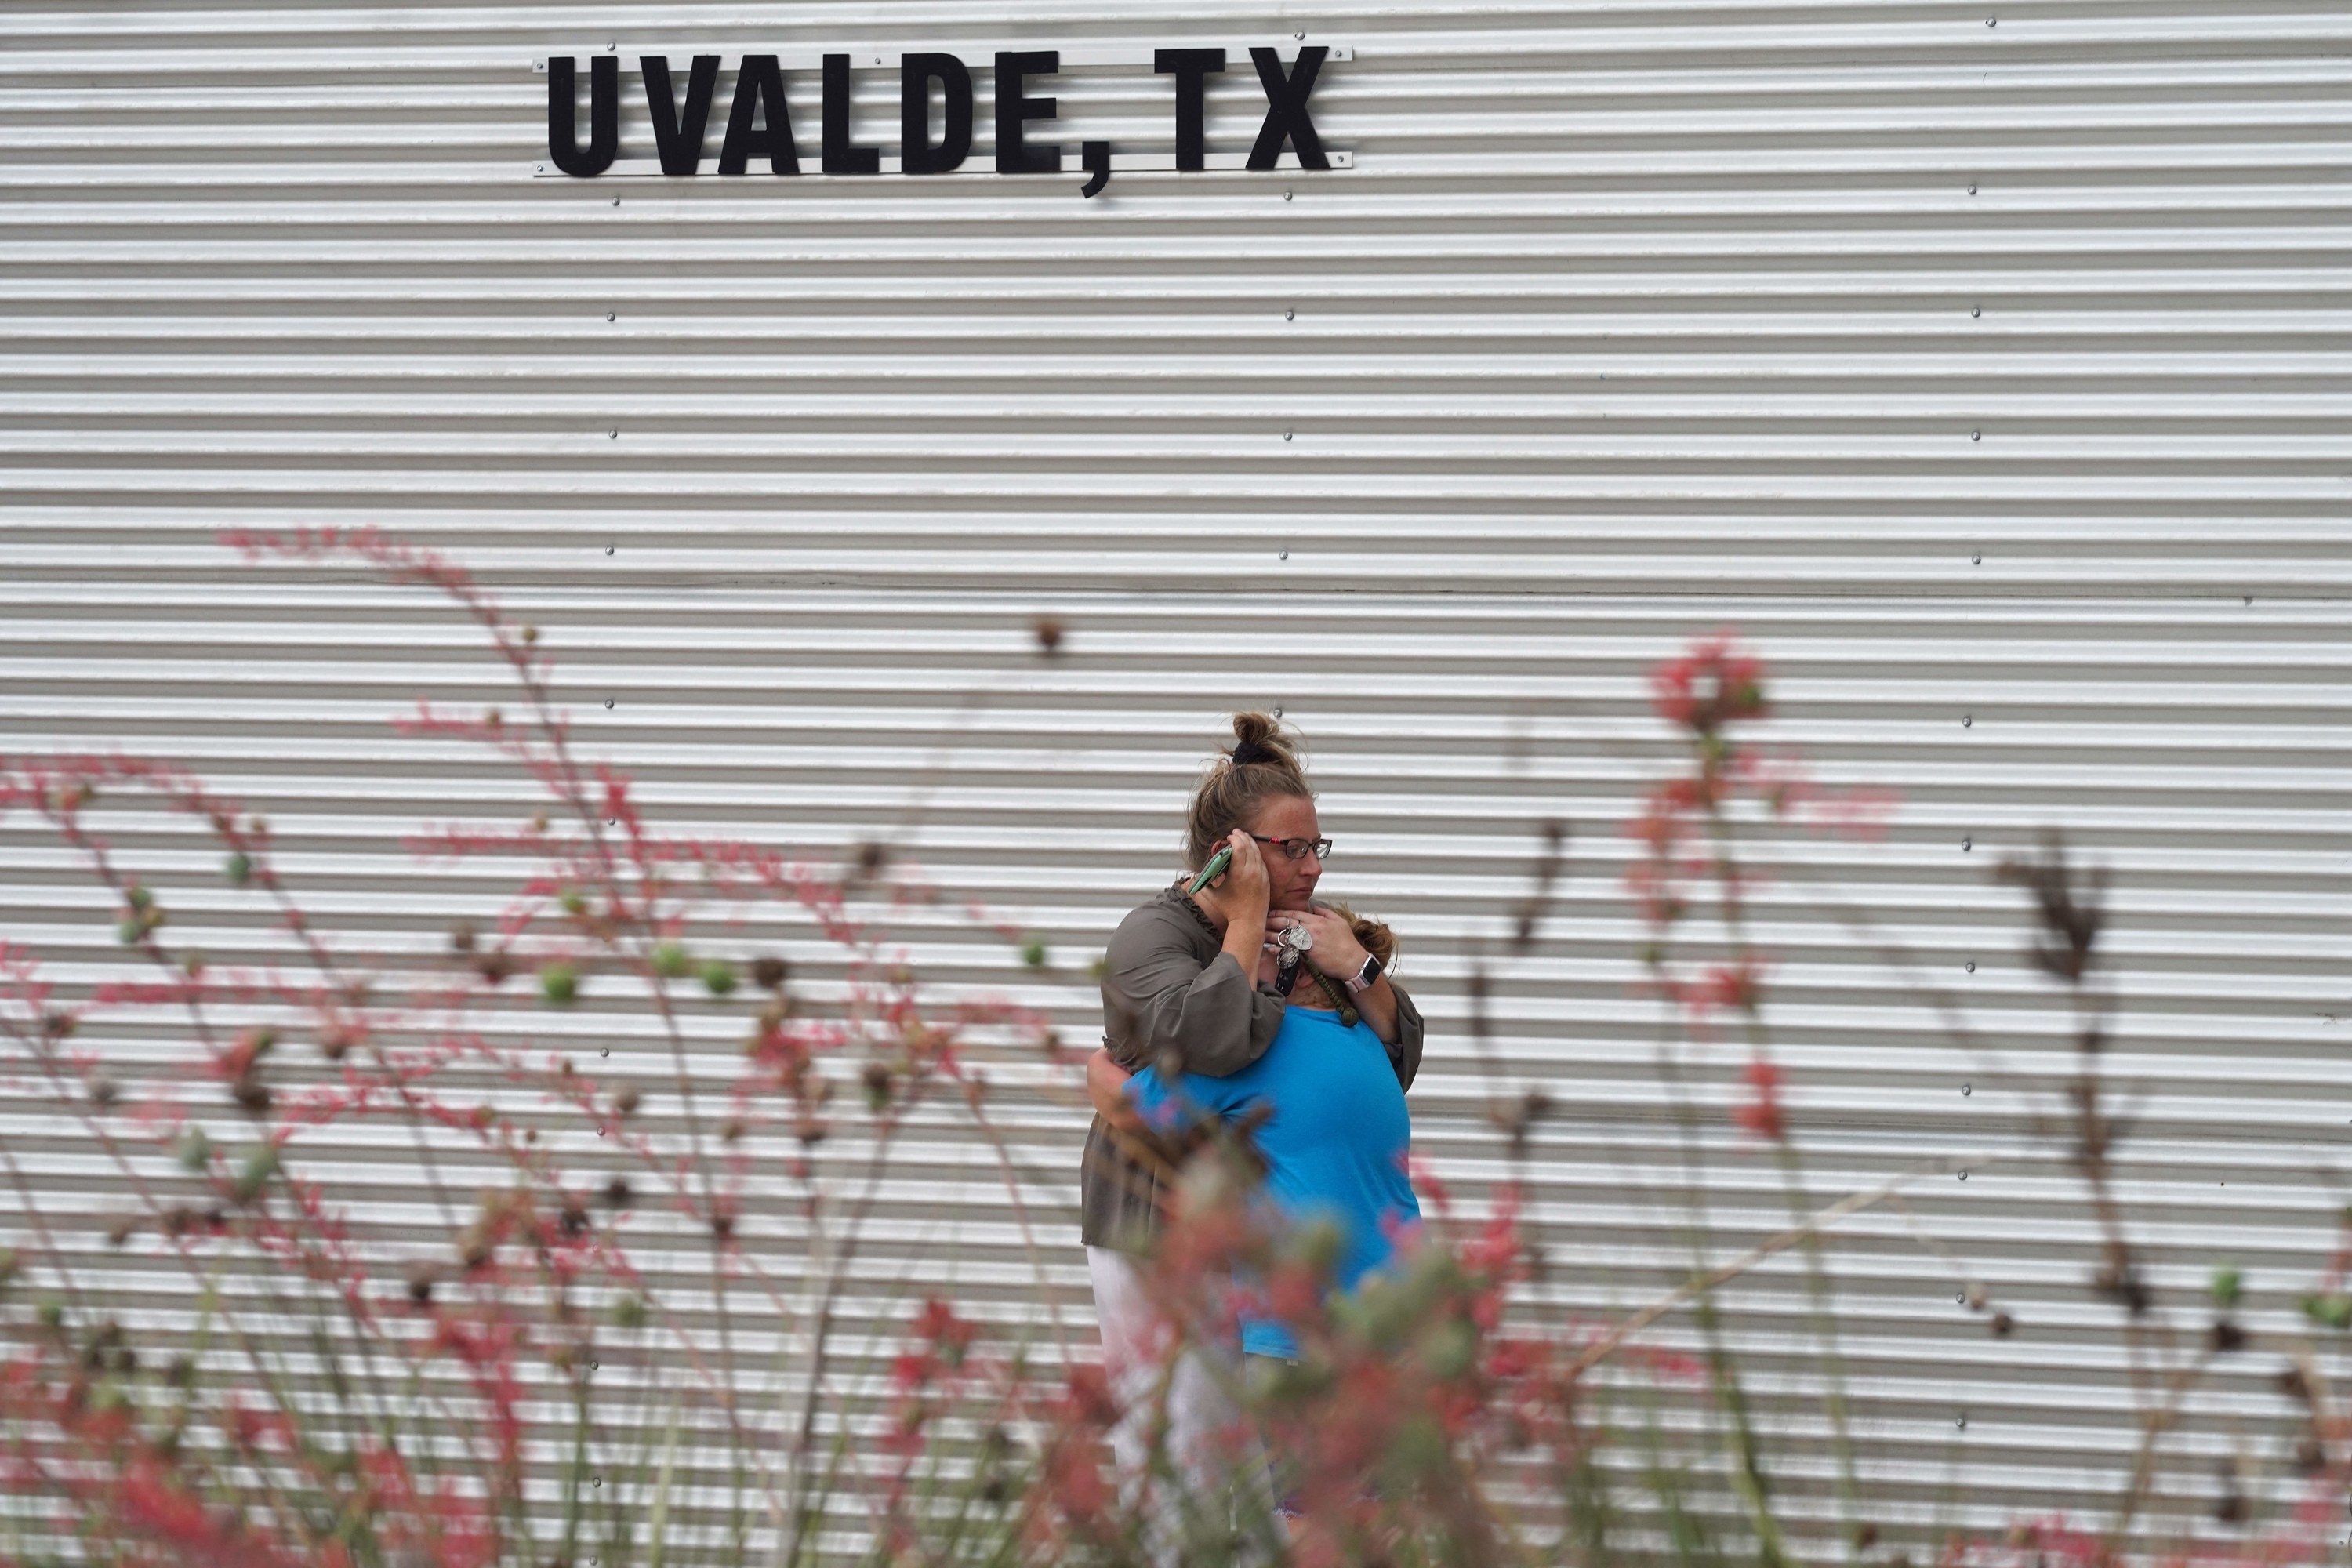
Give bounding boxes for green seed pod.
[1022,939,1049,969]
[173,1127,212,1171]
[2211,1265,2244,1311]
[233,1144,280,1203]
[650,941,691,980]
[1287,1216,1347,1281]
[224,852,252,886]
[1415,1317,1479,1381]
[700,960,738,997]
[539,962,579,1006]
[558,886,588,917]
[1382,1412,1450,1479]
[2298,1290,2352,1331]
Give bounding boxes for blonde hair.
[1181,711,1312,872]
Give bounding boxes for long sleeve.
[1099,900,1285,1078]
[1383,980,1426,1091]
[1082,890,1289,1252]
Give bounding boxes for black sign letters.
[546,46,1337,183]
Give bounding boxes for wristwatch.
[1343,953,1384,995]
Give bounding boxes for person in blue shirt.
[1123,907,1421,1362]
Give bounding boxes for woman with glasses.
[1080,710,1425,1542]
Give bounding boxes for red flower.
[1733,1057,1787,1142]
[1650,632,1769,737]
[1062,1363,1119,1430]
[1690,961,1765,1017]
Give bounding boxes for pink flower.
[1733,1058,1787,1142]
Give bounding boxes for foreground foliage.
[0,532,2341,1566]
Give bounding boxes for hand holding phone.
[1185,844,1233,895]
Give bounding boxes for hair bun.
[1227,710,1288,769]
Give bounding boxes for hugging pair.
[1080,711,1427,1537]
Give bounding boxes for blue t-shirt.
[1127,1002,1421,1358]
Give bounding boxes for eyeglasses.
[1250,833,1333,862]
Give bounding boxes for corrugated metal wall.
[2,0,2348,1557]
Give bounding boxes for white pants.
[1086,1246,1275,1559]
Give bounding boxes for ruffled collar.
[1162,881,1222,944]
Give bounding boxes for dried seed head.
[450,921,477,953]
[105,1214,137,1247]
[86,1071,120,1108]
[404,1260,437,1304]
[1990,1311,2014,1338]
[1032,615,1065,655]
[611,1086,641,1116]
[750,954,788,990]
[603,1176,633,1210]
[721,1116,746,1142]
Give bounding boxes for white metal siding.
[2,0,2348,1555]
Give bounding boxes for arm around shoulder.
[1101,899,1284,1078]
[1383,979,1426,1091]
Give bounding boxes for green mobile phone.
[1185,844,1233,895]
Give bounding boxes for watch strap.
[1344,953,1383,995]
